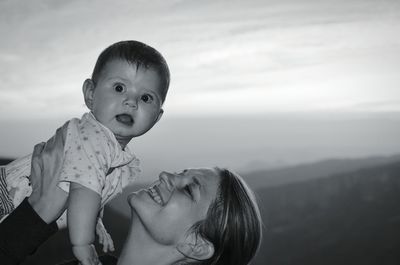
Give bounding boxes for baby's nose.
[124,96,138,108]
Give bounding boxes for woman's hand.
[28,123,69,223]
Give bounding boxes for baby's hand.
[96,218,115,253]
[72,244,102,265]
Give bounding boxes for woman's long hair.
[189,168,262,265]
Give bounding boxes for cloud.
[0,0,399,119]
[352,100,400,112]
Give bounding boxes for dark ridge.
[0,157,14,165]
[253,161,400,265]
[245,154,400,189]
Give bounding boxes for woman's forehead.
[181,168,220,189]
[183,167,218,178]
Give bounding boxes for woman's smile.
[147,185,164,205]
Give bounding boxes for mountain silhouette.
[244,154,400,189]
[253,161,400,265]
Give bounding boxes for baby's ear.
[155,109,164,123]
[82,79,95,110]
[176,232,214,262]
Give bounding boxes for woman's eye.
[141,94,153,103]
[114,84,125,93]
[183,185,193,199]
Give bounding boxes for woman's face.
[128,168,220,245]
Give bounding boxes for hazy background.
[1,0,400,264]
[0,0,399,180]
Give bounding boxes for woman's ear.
[176,233,214,261]
[82,79,95,110]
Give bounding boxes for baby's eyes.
[141,94,154,103]
[112,84,155,103]
[114,84,125,93]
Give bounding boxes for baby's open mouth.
[116,114,134,126]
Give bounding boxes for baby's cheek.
[143,105,161,119]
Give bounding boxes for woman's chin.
[127,189,148,209]
[127,192,138,208]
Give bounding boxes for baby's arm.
[68,182,101,265]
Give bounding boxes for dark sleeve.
[0,198,58,265]
[58,254,118,265]
[99,254,118,265]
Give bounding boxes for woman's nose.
[159,171,175,191]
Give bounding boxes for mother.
[0,129,262,265]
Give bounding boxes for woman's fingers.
[32,142,46,155]
[29,142,46,198]
[31,142,46,177]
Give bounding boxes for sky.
[0,0,399,178]
[0,0,399,120]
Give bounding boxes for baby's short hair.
[91,40,170,103]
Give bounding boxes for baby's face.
[84,59,164,147]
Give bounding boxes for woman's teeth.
[149,186,163,205]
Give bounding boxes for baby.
[0,40,170,265]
